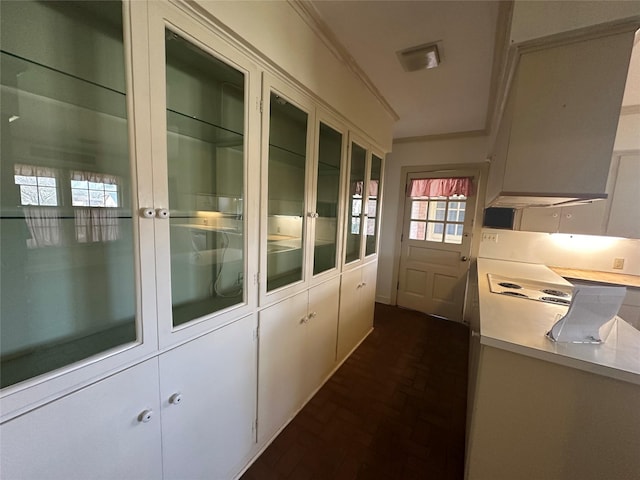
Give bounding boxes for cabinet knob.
[300,316,308,324]
[169,392,183,405]
[471,331,480,338]
[138,409,153,423]
[461,256,468,262]
[140,208,155,218]
[307,212,319,218]
[157,208,170,219]
[308,311,317,320]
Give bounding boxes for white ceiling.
[310,0,501,140]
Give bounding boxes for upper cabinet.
[147,2,260,346]
[260,76,349,305]
[0,0,158,410]
[344,136,385,269]
[487,29,636,209]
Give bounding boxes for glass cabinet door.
[0,1,147,390]
[365,153,383,257]
[312,121,344,276]
[345,142,367,264]
[265,91,309,292]
[163,31,246,328]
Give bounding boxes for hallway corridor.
[242,303,470,479]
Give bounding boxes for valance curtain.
[408,177,473,198]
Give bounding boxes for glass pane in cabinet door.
[365,154,382,256]
[313,123,342,276]
[345,143,366,263]
[165,31,245,327]
[267,92,307,291]
[0,1,136,388]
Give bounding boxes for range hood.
[488,192,608,209]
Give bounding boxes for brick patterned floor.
[241,303,469,480]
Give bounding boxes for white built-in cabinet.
[257,276,340,444]
[519,153,640,237]
[337,261,378,362]
[487,29,635,207]
[0,1,385,478]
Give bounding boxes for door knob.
[140,208,155,218]
[138,409,153,423]
[461,256,469,262]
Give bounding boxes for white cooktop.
[487,274,573,306]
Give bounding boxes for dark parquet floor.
[241,303,470,480]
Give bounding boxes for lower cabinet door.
[305,277,340,394]
[0,359,163,480]
[257,291,308,444]
[159,314,258,480]
[337,267,364,362]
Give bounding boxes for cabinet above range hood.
[486,27,636,210]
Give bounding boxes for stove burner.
[500,291,528,298]
[541,296,571,306]
[541,289,570,298]
[498,282,522,289]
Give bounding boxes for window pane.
[89,189,106,207]
[1,0,136,388]
[14,175,37,186]
[71,180,88,189]
[428,201,446,221]
[365,154,382,256]
[352,197,362,216]
[37,176,56,187]
[165,30,246,322]
[19,185,39,205]
[38,187,58,206]
[409,221,425,240]
[426,222,444,242]
[313,122,342,276]
[445,224,464,244]
[72,188,89,206]
[411,200,428,220]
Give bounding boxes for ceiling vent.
[397,42,441,72]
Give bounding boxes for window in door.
[409,195,467,245]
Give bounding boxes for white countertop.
[477,258,640,385]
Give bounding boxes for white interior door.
[396,172,476,321]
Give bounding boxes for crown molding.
[288,0,400,122]
[393,129,487,145]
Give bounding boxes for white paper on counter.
[546,285,627,343]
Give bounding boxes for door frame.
[389,163,489,320]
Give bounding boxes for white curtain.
[24,207,62,247]
[75,208,120,243]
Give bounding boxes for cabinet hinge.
[254,272,260,285]
[259,99,263,113]
[253,326,259,341]
[252,418,258,434]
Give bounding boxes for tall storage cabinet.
[0,1,389,478]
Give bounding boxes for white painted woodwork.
[488,30,635,205]
[257,276,340,444]
[520,201,608,235]
[147,1,260,348]
[0,360,163,480]
[337,262,377,362]
[159,314,257,480]
[466,346,640,480]
[396,172,476,320]
[607,154,640,239]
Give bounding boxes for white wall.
[479,228,640,276]
[376,135,489,303]
[614,113,640,151]
[510,0,640,44]
[194,0,394,151]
